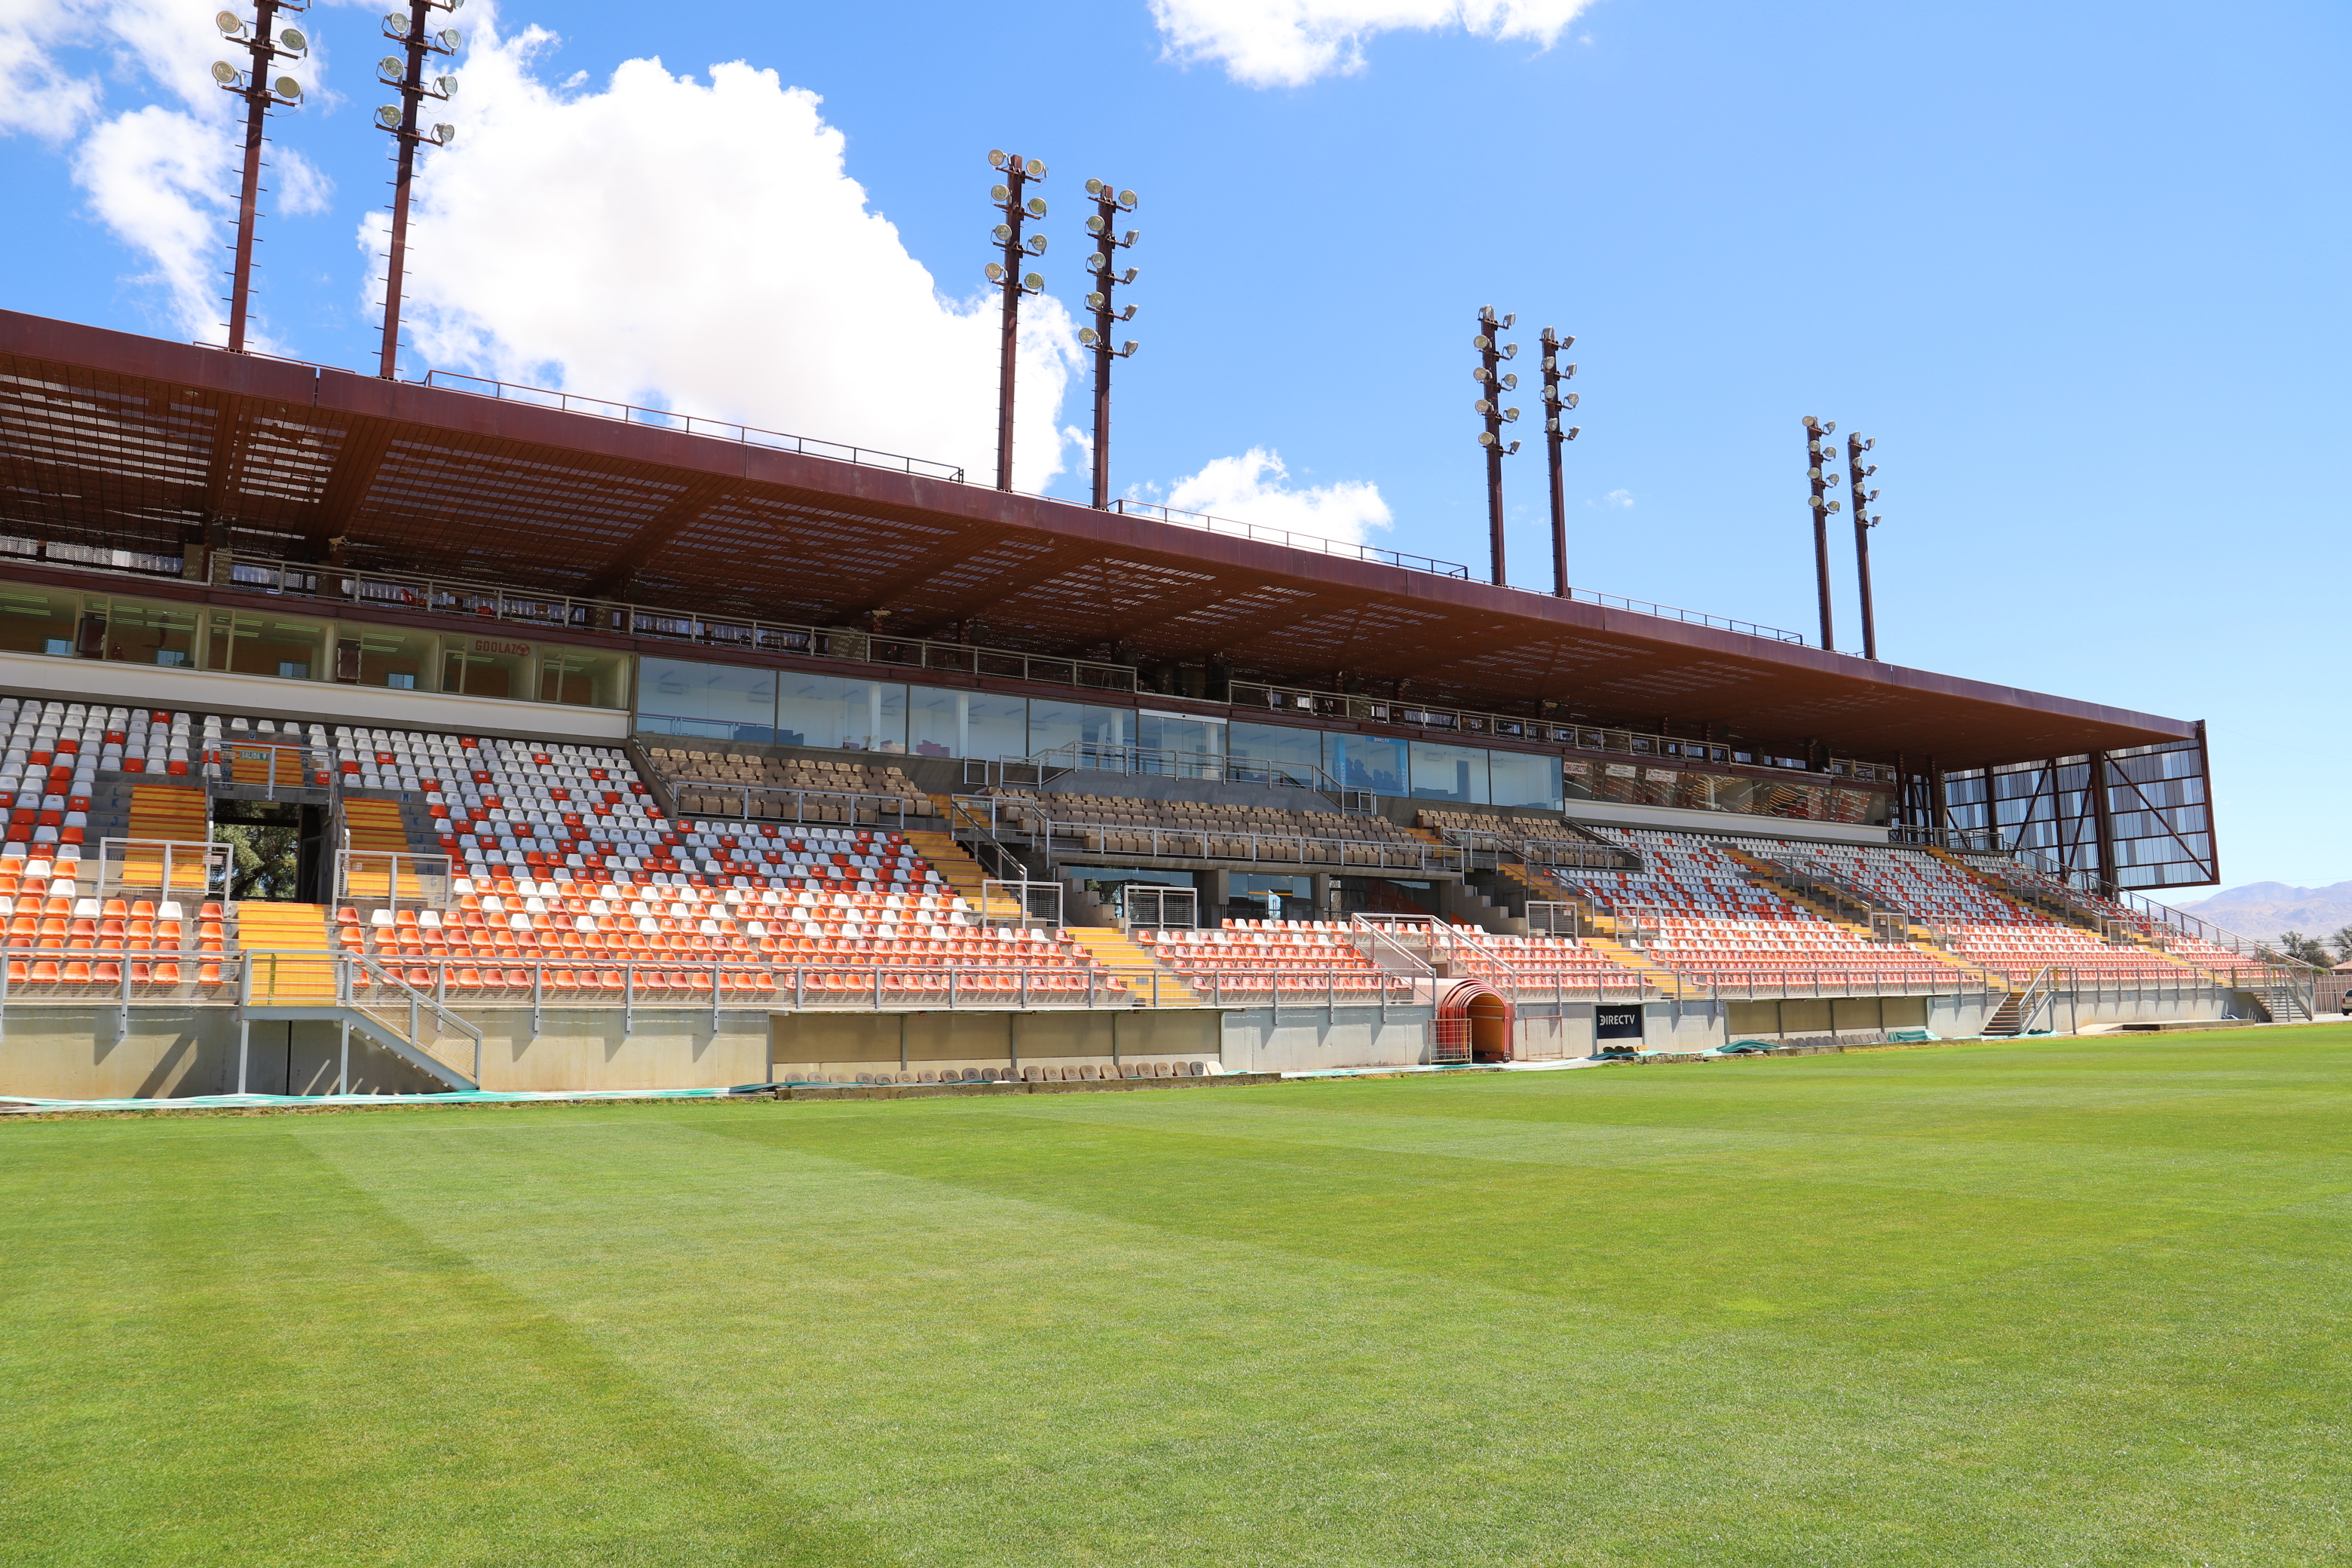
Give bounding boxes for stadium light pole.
[1802,415,1842,651]
[986,150,1049,492]
[1473,307,1522,586]
[374,0,463,381]
[1847,431,1882,660]
[1539,327,1581,598]
[1079,179,1140,510]
[211,2,312,354]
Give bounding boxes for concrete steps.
[1064,928,1205,1009]
[234,902,336,1003]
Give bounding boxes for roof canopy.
[0,310,2193,770]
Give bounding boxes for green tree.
[2329,925,2352,963]
[2274,929,2333,968]
[213,822,301,902]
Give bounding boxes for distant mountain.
[2170,881,2352,942]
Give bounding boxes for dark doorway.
[212,800,326,902]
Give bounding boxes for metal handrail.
[418,369,966,482]
[1002,740,1378,814]
[1108,498,1473,578]
[1230,681,1900,786]
[339,951,484,1086]
[215,550,1137,695]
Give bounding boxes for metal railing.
[980,879,1063,929]
[216,551,1137,695]
[1119,884,1197,930]
[1229,681,1900,786]
[1524,901,1581,940]
[1007,815,1463,875]
[1437,825,1634,874]
[418,369,966,482]
[1108,498,1473,578]
[978,740,1379,814]
[337,951,484,1086]
[0,944,244,1039]
[93,838,231,899]
[335,848,453,912]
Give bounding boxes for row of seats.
[1415,809,1597,846]
[643,747,939,822]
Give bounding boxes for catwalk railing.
[215,551,1137,696]
[979,742,1377,815]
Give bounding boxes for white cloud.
[1,0,338,343]
[1150,0,1597,88]
[1155,448,1392,547]
[1597,487,1632,508]
[378,16,1081,490]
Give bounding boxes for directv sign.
[1595,1005,1646,1041]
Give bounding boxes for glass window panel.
[1487,748,1563,810]
[776,669,905,752]
[537,646,629,708]
[93,596,199,668]
[335,623,436,691]
[1325,732,1407,796]
[0,584,80,657]
[908,687,1027,760]
[1136,712,1223,760]
[205,609,325,681]
[1408,740,1488,804]
[1230,721,1323,783]
[638,656,776,743]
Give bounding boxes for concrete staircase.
[235,902,337,1003]
[1064,928,1205,1009]
[905,820,991,905]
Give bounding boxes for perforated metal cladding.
[0,312,2200,770]
[0,365,213,544]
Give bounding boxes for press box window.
[538,648,627,708]
[96,598,199,667]
[0,586,81,657]
[204,611,325,680]
[336,626,435,689]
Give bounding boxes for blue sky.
[3,0,2346,896]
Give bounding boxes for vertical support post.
[1848,430,1879,660]
[1475,308,1521,586]
[899,1013,908,1076]
[1539,326,1577,596]
[338,1016,348,1095]
[1804,416,1839,650]
[2087,749,2118,899]
[224,0,286,355]
[237,1016,250,1095]
[990,150,1045,492]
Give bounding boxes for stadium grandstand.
[0,308,2317,1099]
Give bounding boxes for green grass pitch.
[5,1025,2350,1566]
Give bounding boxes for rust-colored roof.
[0,309,2194,770]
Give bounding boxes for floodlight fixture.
[1847,429,1884,659]
[216,0,311,355]
[1804,416,1846,649]
[1538,324,1584,597]
[986,148,1048,488]
[1473,306,1520,585]
[1079,178,1141,508]
[373,0,465,380]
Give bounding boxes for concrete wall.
[768,1008,1220,1081]
[1217,1003,1432,1073]
[0,1009,448,1098]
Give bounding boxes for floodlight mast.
[1847,430,1882,659]
[215,0,311,354]
[1802,415,1842,651]
[376,0,463,380]
[1472,306,1521,586]
[1080,180,1138,509]
[1539,326,1580,598]
[986,150,1049,492]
